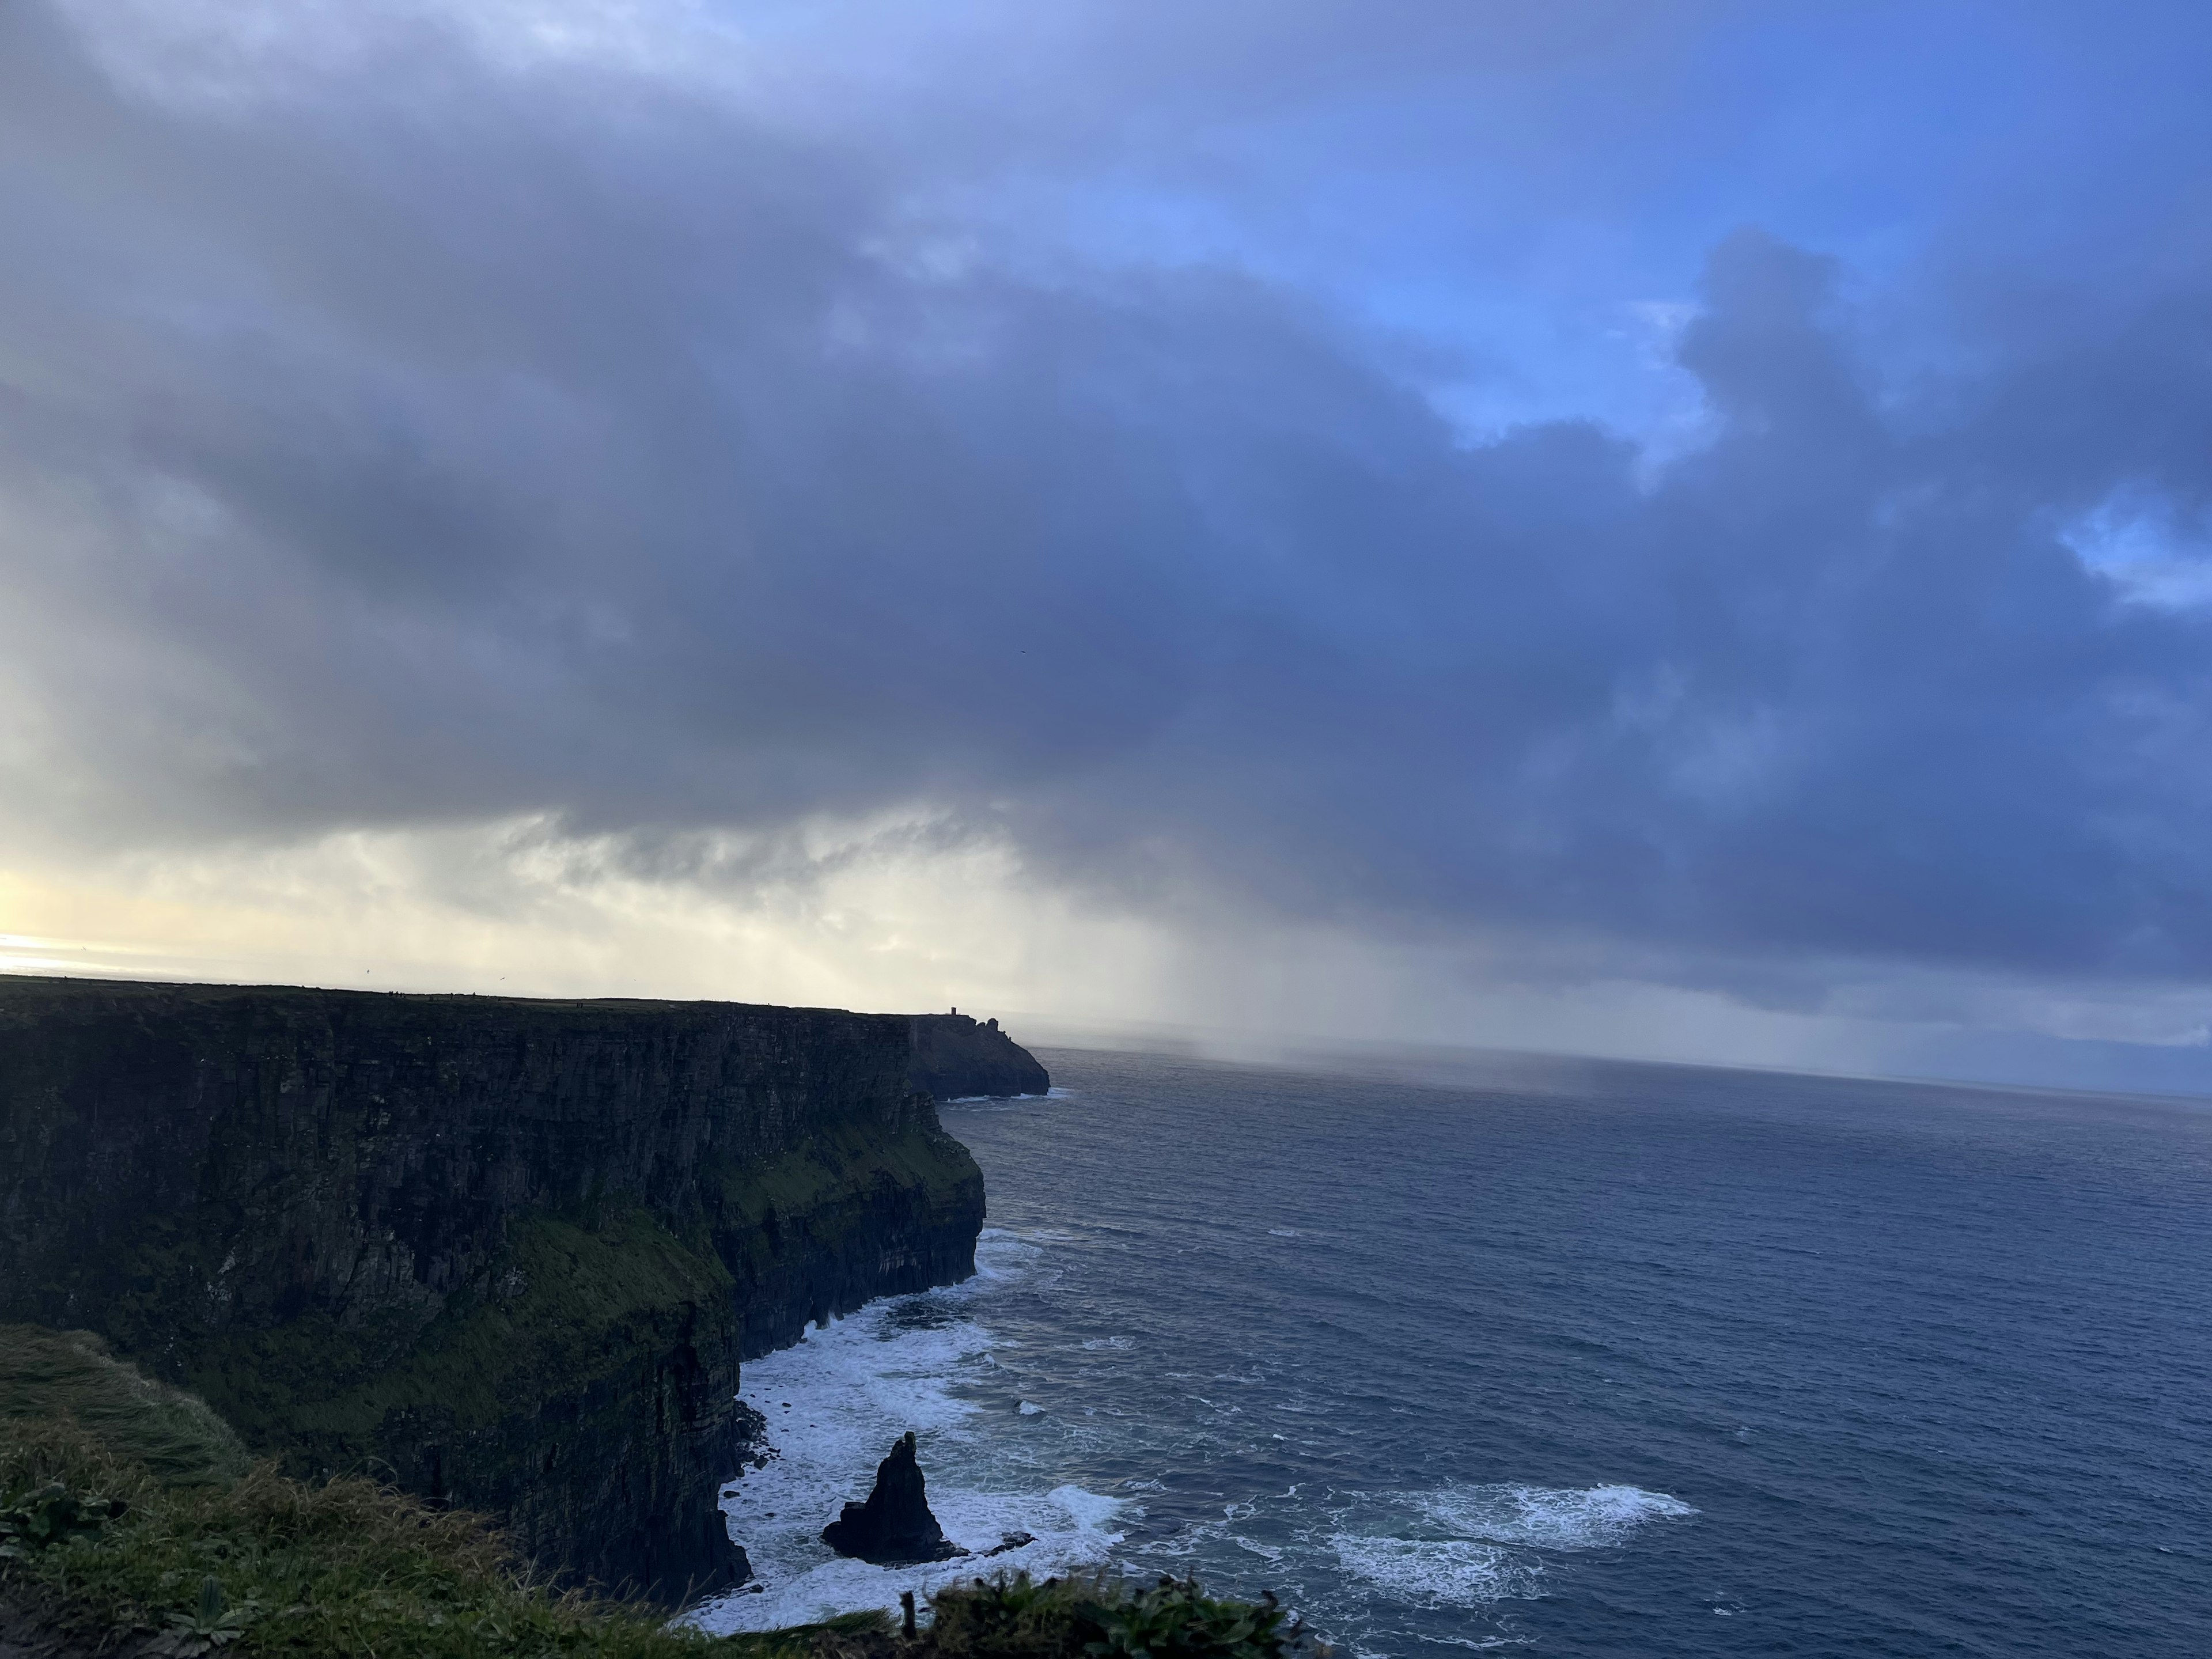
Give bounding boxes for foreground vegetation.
[2,1327,1306,1658]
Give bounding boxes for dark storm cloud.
[5,1,2212,988]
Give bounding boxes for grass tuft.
[1,1328,249,1489]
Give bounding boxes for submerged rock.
[821,1433,967,1564]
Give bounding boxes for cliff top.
[0,974,1050,1103]
[0,974,870,1018]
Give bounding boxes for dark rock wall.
[908,1014,1050,1100]
[0,978,997,1604]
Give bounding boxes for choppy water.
[692,1046,2212,1656]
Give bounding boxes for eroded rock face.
[821,1433,965,1565]
[908,1015,1051,1101]
[0,978,1018,1606]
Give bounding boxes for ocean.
[691,1046,2212,1656]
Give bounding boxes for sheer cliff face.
[0,979,993,1605]
[908,1014,1052,1102]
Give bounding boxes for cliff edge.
[908,1016,1050,1101]
[0,978,1015,1605]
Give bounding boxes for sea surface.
[692,1046,2212,1656]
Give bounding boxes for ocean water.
[692,1046,2212,1656]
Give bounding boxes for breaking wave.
[690,1232,1125,1635]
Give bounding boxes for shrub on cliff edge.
[917,1573,1305,1659]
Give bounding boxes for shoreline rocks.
[820,1433,966,1565]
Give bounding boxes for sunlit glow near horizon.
[7,0,2212,1094]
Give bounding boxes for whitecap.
[1419,1483,1696,1550]
[1047,1483,1131,1533]
[1329,1535,1546,1607]
[970,1226,1042,1275]
[689,1271,1128,1638]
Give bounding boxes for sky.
[5,0,2212,1090]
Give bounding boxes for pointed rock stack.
[821,1433,967,1564]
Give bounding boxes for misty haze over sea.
[10,2,2212,1100]
[698,1047,2212,1657]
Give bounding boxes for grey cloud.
[5,2,2212,1006]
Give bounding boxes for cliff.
[0,977,1007,1605]
[907,1016,1050,1101]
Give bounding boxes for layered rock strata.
[0,978,1005,1605]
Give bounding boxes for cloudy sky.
[5,0,2212,1089]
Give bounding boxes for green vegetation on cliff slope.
[0,1409,877,1657]
[2,1327,1304,1659]
[194,1205,737,1473]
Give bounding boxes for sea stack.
[821,1432,966,1564]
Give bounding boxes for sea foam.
[687,1191,1698,1642]
[1327,1536,1546,1608]
[1327,1483,1695,1608]
[689,1230,1126,1635]
[1421,1483,1697,1551]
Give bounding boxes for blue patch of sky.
[908,1,2212,452]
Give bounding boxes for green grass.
[915,1573,1305,1659]
[1,1335,1309,1658]
[1,1411,891,1657]
[194,1205,738,1463]
[0,1328,250,1488]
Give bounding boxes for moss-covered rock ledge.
[0,979,999,1605]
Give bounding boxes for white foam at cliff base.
[689,1237,1126,1637]
[703,1494,1121,1632]
[697,1482,1127,1634]
[968,1227,1043,1286]
[1419,1483,1695,1550]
